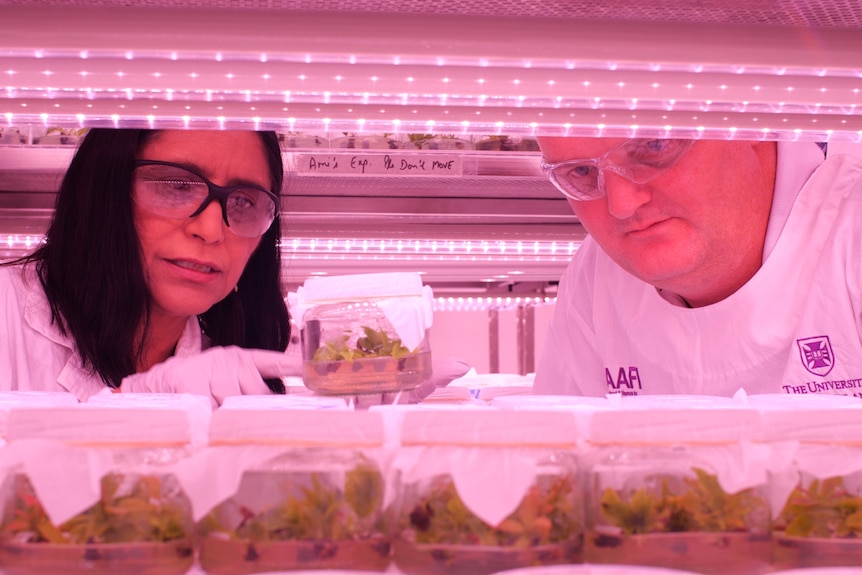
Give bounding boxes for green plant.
[312,326,414,362]
[405,474,581,547]
[45,127,89,137]
[0,474,189,544]
[779,476,862,538]
[599,467,764,535]
[201,463,385,542]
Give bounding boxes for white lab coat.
[0,263,204,402]
[534,144,862,398]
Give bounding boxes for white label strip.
[296,153,463,176]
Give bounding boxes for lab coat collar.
[763,141,827,261]
[20,264,203,399]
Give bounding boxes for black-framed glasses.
[132,160,278,238]
[540,139,694,201]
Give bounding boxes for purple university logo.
[797,335,835,377]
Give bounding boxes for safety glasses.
[540,139,694,201]
[132,160,278,238]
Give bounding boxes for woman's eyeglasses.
[132,160,278,238]
[540,139,694,201]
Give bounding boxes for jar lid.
[209,407,384,446]
[399,408,580,447]
[0,391,79,439]
[490,395,610,436]
[85,391,212,445]
[588,406,760,444]
[299,271,424,301]
[756,406,862,442]
[5,403,194,446]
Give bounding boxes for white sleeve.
[533,241,608,396]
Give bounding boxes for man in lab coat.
[533,138,862,398]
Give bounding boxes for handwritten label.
[296,153,463,176]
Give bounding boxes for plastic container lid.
[209,407,384,446]
[491,394,612,410]
[221,393,350,411]
[0,391,79,439]
[299,271,424,301]
[85,391,211,445]
[5,403,194,445]
[609,393,741,409]
[756,406,862,442]
[588,406,760,444]
[399,407,580,447]
[744,392,862,409]
[490,395,611,436]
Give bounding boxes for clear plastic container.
[294,272,434,396]
[389,408,585,575]
[473,135,540,152]
[330,133,401,149]
[584,401,771,575]
[0,401,199,575]
[489,565,706,575]
[402,134,473,150]
[757,404,862,570]
[196,407,392,574]
[277,132,330,149]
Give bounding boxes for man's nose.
[602,169,652,219]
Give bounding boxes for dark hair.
[13,129,290,392]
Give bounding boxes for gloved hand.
[352,355,473,409]
[120,346,299,408]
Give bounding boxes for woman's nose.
[185,200,226,243]
[602,169,652,220]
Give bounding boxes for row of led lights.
[2,113,860,141]
[432,296,557,312]
[5,88,858,119]
[10,49,862,78]
[4,69,860,98]
[2,235,562,287]
[2,235,580,258]
[284,238,580,257]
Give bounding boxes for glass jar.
[196,405,391,574]
[584,398,771,575]
[487,564,706,575]
[330,133,401,149]
[756,401,862,570]
[294,272,434,396]
[402,134,473,150]
[0,400,199,575]
[389,408,585,575]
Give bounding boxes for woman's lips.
[170,259,217,273]
[165,258,222,280]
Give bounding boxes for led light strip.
[433,296,557,312]
[3,104,861,141]
[2,7,861,138]
[283,237,580,257]
[2,234,580,260]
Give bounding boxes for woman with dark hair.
[0,128,294,406]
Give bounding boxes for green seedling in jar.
[201,463,386,543]
[0,474,188,545]
[405,474,581,547]
[313,326,414,362]
[779,476,862,538]
[599,467,765,535]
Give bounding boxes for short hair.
[17,128,290,392]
